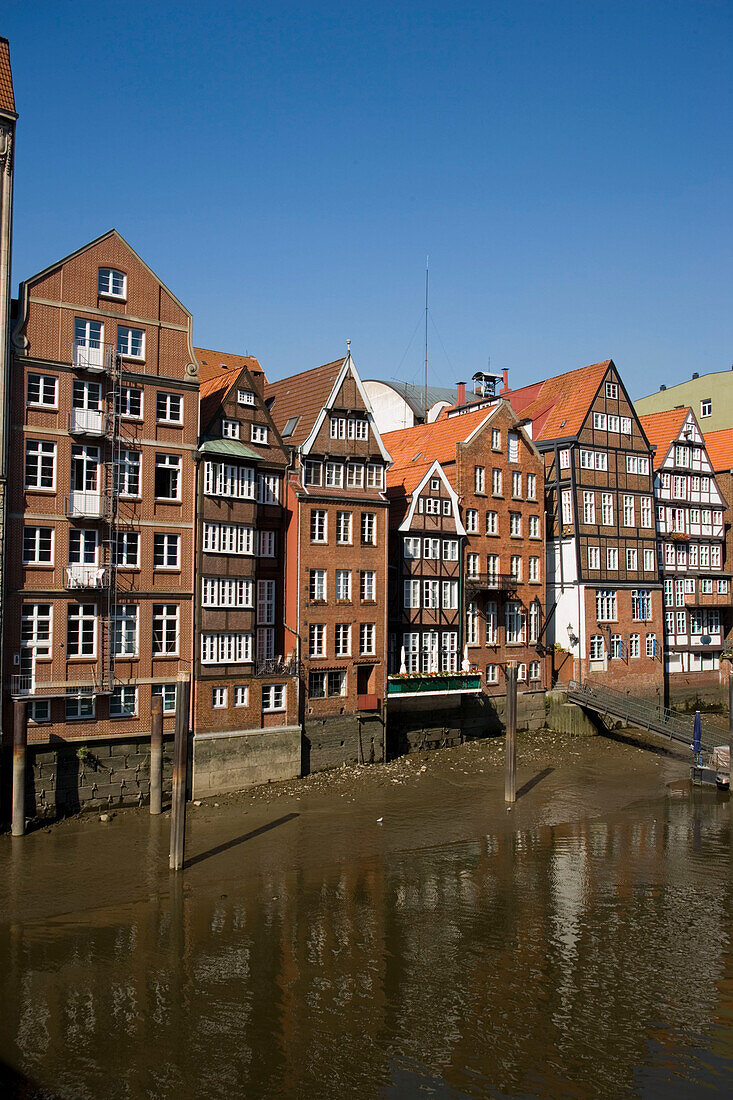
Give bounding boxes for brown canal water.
[0,733,732,1099]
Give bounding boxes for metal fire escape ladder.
[100,351,124,693]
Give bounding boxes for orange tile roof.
[199,370,239,431]
[503,360,612,440]
[703,428,733,472]
[638,408,690,467]
[383,403,499,494]
[195,346,265,384]
[0,39,15,116]
[264,358,346,447]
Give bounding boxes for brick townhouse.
[4,230,198,754]
[639,408,729,702]
[264,350,392,769]
[0,39,17,749]
[190,349,300,792]
[494,360,664,698]
[383,400,546,708]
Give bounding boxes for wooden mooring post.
[169,676,191,871]
[505,663,517,804]
[729,676,733,780]
[11,699,28,837]
[150,696,163,816]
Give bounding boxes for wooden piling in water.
[505,663,517,804]
[150,696,163,816]
[11,699,28,837]
[169,676,191,871]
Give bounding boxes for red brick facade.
[4,231,198,743]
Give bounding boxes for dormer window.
[222,420,240,439]
[98,268,126,300]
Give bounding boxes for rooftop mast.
[424,255,429,422]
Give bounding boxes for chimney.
[501,368,509,394]
[457,381,466,405]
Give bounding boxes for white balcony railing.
[66,564,109,589]
[73,340,107,371]
[68,408,105,435]
[66,491,106,519]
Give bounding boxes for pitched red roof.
[195,347,265,384]
[264,358,346,447]
[0,39,15,116]
[502,360,612,440]
[199,370,239,431]
[383,403,500,494]
[638,408,690,468]
[703,428,733,473]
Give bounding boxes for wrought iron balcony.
[253,656,301,677]
[465,572,518,593]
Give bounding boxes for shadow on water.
[184,812,299,868]
[516,766,554,801]
[0,1058,62,1099]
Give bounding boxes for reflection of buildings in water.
[0,800,731,1097]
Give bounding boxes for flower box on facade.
[387,671,482,696]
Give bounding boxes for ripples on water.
[0,779,731,1099]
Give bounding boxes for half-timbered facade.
[502,360,664,696]
[640,408,729,693]
[193,351,299,768]
[265,351,391,769]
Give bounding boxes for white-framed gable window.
[237,389,256,406]
[605,381,618,399]
[222,419,240,439]
[98,267,126,299]
[117,326,145,360]
[251,424,268,444]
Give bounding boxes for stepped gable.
[503,359,612,439]
[264,358,347,447]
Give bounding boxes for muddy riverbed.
[1,730,732,1098]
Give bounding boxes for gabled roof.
[638,408,691,468]
[0,38,16,117]
[265,358,347,447]
[195,347,265,385]
[502,360,613,440]
[703,428,733,473]
[398,460,466,535]
[383,401,516,495]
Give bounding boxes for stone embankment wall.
[193,726,301,797]
[387,690,555,756]
[303,713,386,773]
[20,736,176,819]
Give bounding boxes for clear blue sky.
[3,1,732,396]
